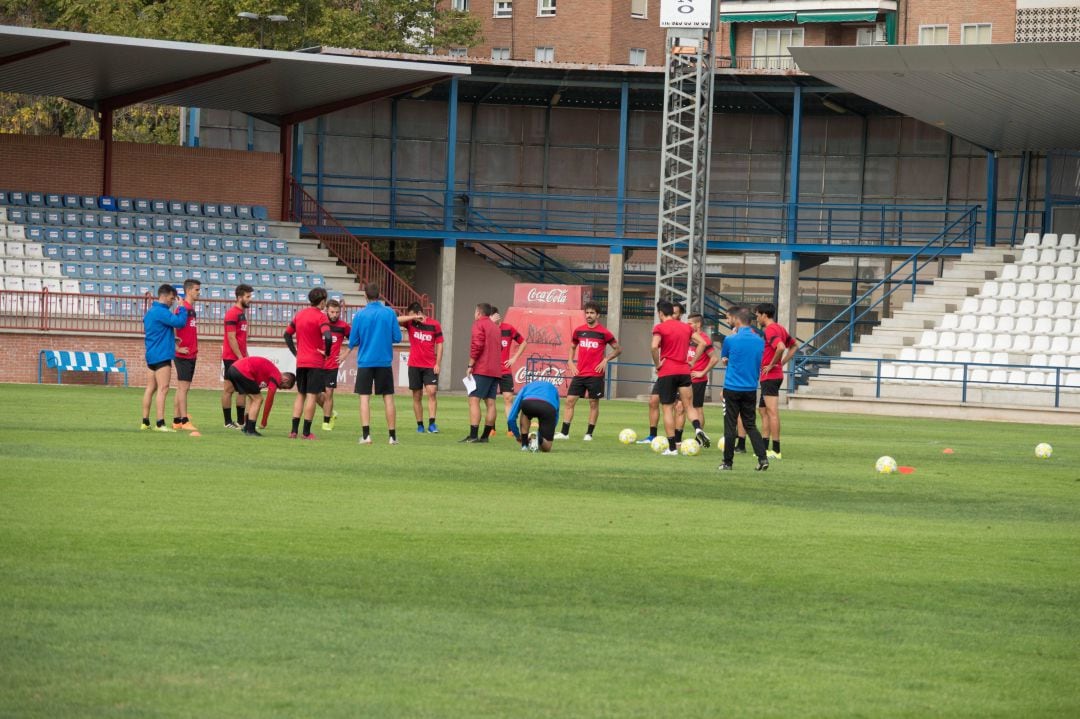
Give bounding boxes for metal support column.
[186,107,200,148]
[1043,152,1053,235]
[616,80,630,239]
[100,109,114,196]
[985,150,998,247]
[438,238,457,389]
[786,85,803,244]
[607,246,625,399]
[292,122,304,189]
[316,116,325,208]
[390,99,398,228]
[247,115,255,151]
[279,122,293,222]
[443,77,459,232]
[654,10,716,316]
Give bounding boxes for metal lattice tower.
[654,20,716,316]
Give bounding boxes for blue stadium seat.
[136,267,152,282]
[204,220,220,234]
[150,250,167,266]
[28,192,44,207]
[207,271,223,284]
[25,227,44,241]
[170,269,185,282]
[43,244,61,259]
[238,239,254,252]
[187,218,203,233]
[117,198,134,212]
[152,200,168,215]
[241,272,256,284]
[45,210,61,225]
[188,235,203,250]
[44,228,62,243]
[137,284,153,296]
[98,196,116,212]
[222,238,237,252]
[134,249,151,264]
[134,199,151,213]
[239,255,255,270]
[98,230,115,245]
[185,201,201,215]
[100,282,117,295]
[0,190,7,204]
[253,223,269,237]
[117,231,134,246]
[257,272,273,286]
[63,263,80,277]
[152,217,168,231]
[45,194,62,208]
[82,230,97,244]
[189,252,203,266]
[62,229,79,243]
[208,287,225,300]
[170,234,187,249]
[118,266,134,281]
[170,251,187,266]
[153,268,169,282]
[277,290,294,302]
[80,281,97,293]
[292,274,309,288]
[119,284,136,296]
[204,204,220,217]
[168,200,184,215]
[80,264,98,279]
[135,216,151,230]
[61,246,80,261]
[152,234,169,248]
[189,269,204,281]
[258,289,276,302]
[99,214,116,228]
[252,206,269,221]
[220,203,235,218]
[99,265,118,280]
[62,211,80,225]
[274,273,290,287]
[117,215,133,229]
[221,220,236,235]
[273,256,289,270]
[9,191,26,205]
[81,213,98,227]
[134,232,151,247]
[236,205,252,220]
[224,271,239,284]
[237,221,254,236]
[256,256,271,270]
[79,247,96,261]
[273,240,288,253]
[169,217,185,232]
[80,196,96,210]
[289,258,306,271]
[7,208,25,223]
[204,237,221,251]
[98,247,116,262]
[222,254,238,268]
[205,253,221,267]
[255,239,271,254]
[310,275,325,287]
[27,209,44,225]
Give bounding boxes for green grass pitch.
[1,383,1078,717]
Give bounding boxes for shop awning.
[798,11,879,23]
[720,12,797,23]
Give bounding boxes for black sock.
[324,416,331,424]
[561,422,570,435]
[181,417,189,424]
[291,417,300,434]
[649,426,657,437]
[156,419,165,428]
[224,408,232,425]
[469,424,479,439]
[674,428,683,443]
[244,418,256,432]
[302,419,313,436]
[736,436,746,449]
[142,418,150,426]
[428,417,436,425]
[522,435,529,447]
[668,437,676,451]
[237,404,245,420]
[586,423,595,435]
[173,416,181,425]
[773,440,781,453]
[389,430,397,440]
[692,419,701,431]
[363,425,370,439]
[483,424,495,438]
[417,421,424,428]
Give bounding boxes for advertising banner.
[504,307,586,397]
[512,284,592,311]
[660,0,713,28]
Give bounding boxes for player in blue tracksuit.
[141,283,188,432]
[507,380,561,452]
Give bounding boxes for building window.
[491,47,511,60]
[919,25,949,45]
[629,48,647,65]
[750,28,804,70]
[961,23,992,44]
[538,0,556,17]
[631,0,647,18]
[448,47,467,58]
[495,0,512,17]
[856,23,887,46]
[535,46,555,62]
[451,0,468,10]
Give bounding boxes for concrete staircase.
[266,221,366,308]
[792,245,1016,398]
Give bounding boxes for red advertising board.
[503,306,585,397]
[512,283,592,310]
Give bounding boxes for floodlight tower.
[654,0,717,316]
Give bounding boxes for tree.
[0,0,481,140]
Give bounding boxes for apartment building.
[441,0,1080,68]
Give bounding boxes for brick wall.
[609,0,665,67]
[449,0,618,63]
[902,0,1016,45]
[0,134,283,219]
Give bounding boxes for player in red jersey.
[489,307,527,437]
[316,298,350,431]
[404,301,444,434]
[650,300,708,455]
[224,355,295,436]
[171,278,201,431]
[755,302,795,460]
[638,301,687,443]
[284,287,332,440]
[556,301,621,442]
[687,313,720,432]
[221,283,253,429]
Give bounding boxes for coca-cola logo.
[526,288,568,304]
[515,364,567,387]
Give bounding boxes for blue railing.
[790,206,980,384]
[798,355,1079,409]
[604,360,727,400]
[302,174,981,247]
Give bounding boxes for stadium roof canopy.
[790,42,1080,152]
[0,25,469,124]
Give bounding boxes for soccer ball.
[650,436,668,454]
[1035,443,1053,459]
[679,438,701,456]
[618,428,638,445]
[875,456,898,474]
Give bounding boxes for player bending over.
[224,355,295,436]
[508,380,561,453]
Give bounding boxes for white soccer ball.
[1035,442,1053,459]
[679,438,701,456]
[875,456,898,474]
[618,428,638,445]
[650,436,668,454]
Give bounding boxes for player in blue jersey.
[507,380,561,453]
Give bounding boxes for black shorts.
[521,398,557,442]
[224,364,260,396]
[499,373,514,394]
[654,374,691,404]
[408,366,438,391]
[296,366,326,395]
[568,375,604,399]
[147,359,171,371]
[692,381,707,408]
[323,368,339,390]
[174,357,196,382]
[354,366,395,396]
[759,378,783,407]
[471,374,500,400]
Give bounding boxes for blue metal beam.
[786,85,802,244]
[616,80,629,238]
[443,77,459,233]
[316,116,325,208]
[985,150,998,247]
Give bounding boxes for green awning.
[719,12,797,23]
[797,11,879,23]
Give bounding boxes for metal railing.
[288,178,433,316]
[0,288,345,339]
[790,206,980,384]
[717,55,802,72]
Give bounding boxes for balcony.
[717,54,803,73]
[717,0,897,16]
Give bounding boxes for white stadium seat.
[1054,266,1074,283]
[932,366,952,383]
[915,366,933,381]
[23,259,42,276]
[997,282,1017,298]
[1033,317,1053,335]
[979,297,998,315]
[989,369,1009,385]
[1013,335,1033,353]
[973,351,992,364]
[1031,335,1051,354]
[992,334,1013,352]
[5,241,25,257]
[60,279,80,293]
[991,351,1009,365]
[1008,370,1028,386]
[1058,248,1076,265]
[1053,302,1073,320]
[1048,353,1068,367]
[1053,284,1073,301]
[1035,283,1054,300]
[899,347,918,361]
[1071,355,1080,369]
[1035,299,1055,317]
[1060,233,1078,248]
[1031,353,1049,366]
[1072,285,1080,303]
[954,350,973,364]
[998,264,1020,282]
[970,368,990,384]
[880,363,897,380]
[935,348,954,363]
[976,315,996,333]
[1018,265,1038,282]
[23,277,42,292]
[980,280,999,297]
[973,332,994,351]
[1067,372,1080,388]
[940,314,960,330]
[1035,265,1055,283]
[24,243,44,259]
[1014,306,1035,325]
[917,330,938,347]
[1016,282,1036,299]
[936,331,955,348]
[961,297,979,314]
[1020,248,1040,264]
[917,348,935,362]
[1022,232,1041,247]
[1040,233,1058,247]
[42,278,61,292]
[1037,247,1058,265]
[996,299,1017,316]
[1050,336,1070,354]
[958,314,978,331]
[955,332,976,350]
[4,277,24,290]
[1026,371,1048,386]
[43,261,62,278]
[7,226,25,240]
